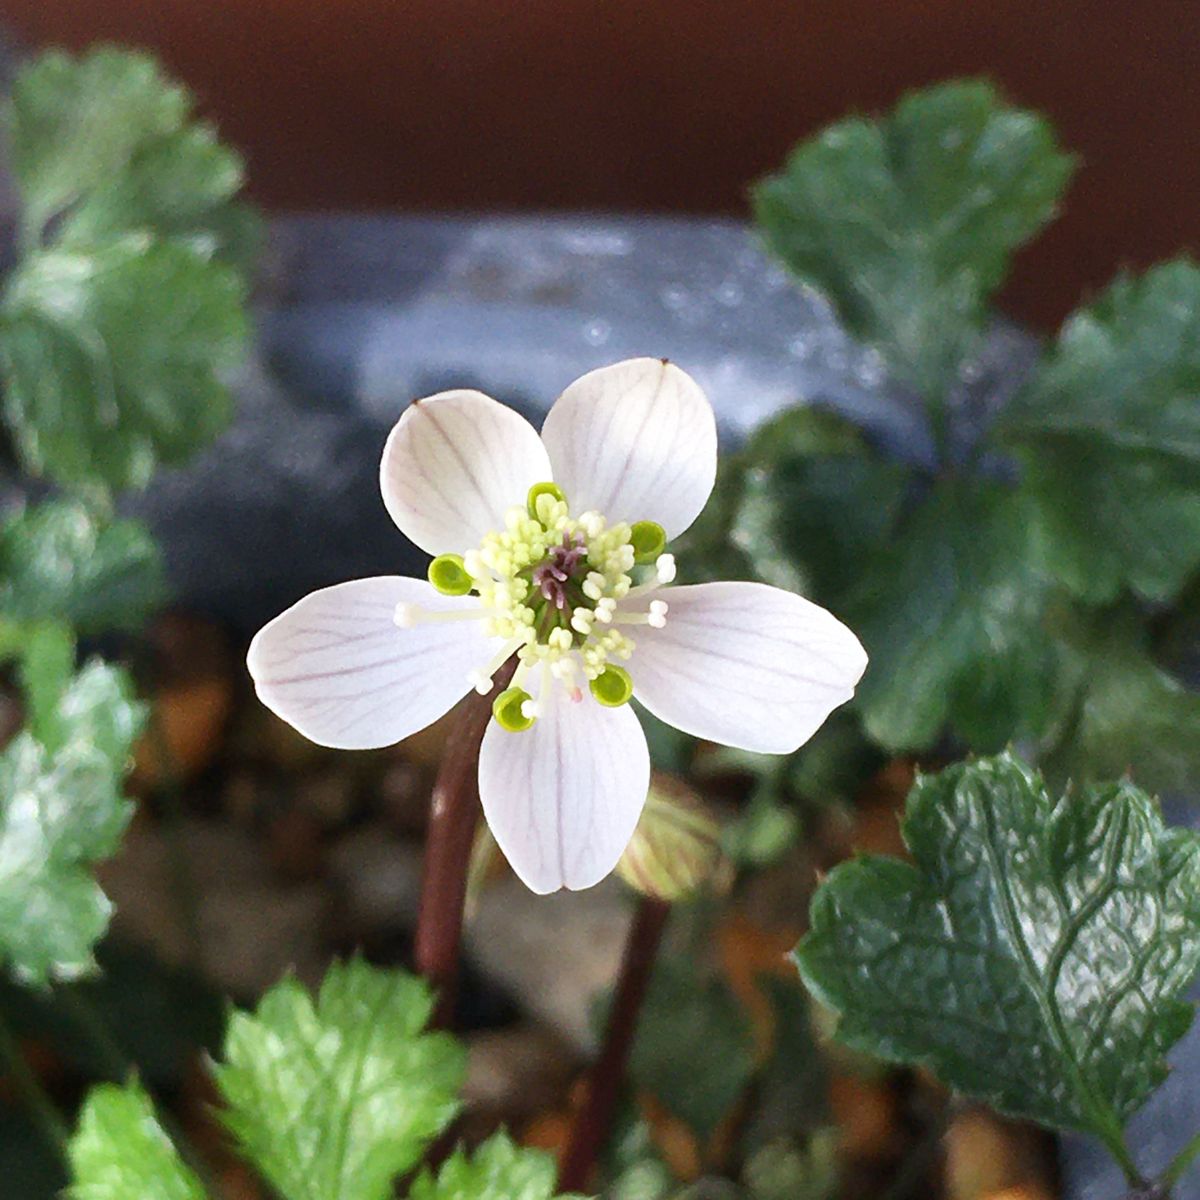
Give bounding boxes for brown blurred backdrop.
[6,1,1197,330]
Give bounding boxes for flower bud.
[617,773,726,902]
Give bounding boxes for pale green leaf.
[754,80,1074,396]
[0,500,165,633]
[0,661,144,984]
[796,753,1200,1165]
[410,1131,585,1200]
[16,620,76,745]
[1,237,246,491]
[6,47,188,241]
[1002,258,1200,603]
[69,1081,204,1200]
[7,45,255,265]
[213,959,466,1200]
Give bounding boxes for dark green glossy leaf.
[0,500,165,633]
[728,408,909,601]
[847,480,1058,751]
[1,238,247,491]
[0,942,223,1088]
[213,959,466,1200]
[1042,604,1200,793]
[629,954,756,1137]
[754,80,1074,396]
[410,1131,584,1200]
[69,1081,203,1200]
[1001,258,1200,603]
[796,753,1200,1163]
[0,660,144,984]
[740,978,827,1154]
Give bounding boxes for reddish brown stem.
[559,895,671,1192]
[413,659,515,1029]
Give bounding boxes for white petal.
[540,358,717,539]
[247,577,499,749]
[479,683,650,894]
[380,390,552,555]
[631,582,867,754]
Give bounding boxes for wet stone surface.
[124,213,1039,637]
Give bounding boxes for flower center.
[400,482,675,730]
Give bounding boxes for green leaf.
[410,1131,584,1200]
[7,48,187,241]
[628,954,756,1137]
[16,619,76,744]
[68,1081,204,1200]
[0,660,144,985]
[1,237,247,491]
[728,408,910,601]
[847,479,1058,751]
[1001,258,1200,603]
[1042,604,1200,792]
[796,753,1200,1169]
[754,80,1074,397]
[213,959,466,1200]
[7,46,255,265]
[0,500,166,633]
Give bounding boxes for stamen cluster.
[468,490,639,691]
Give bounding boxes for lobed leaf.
[627,954,756,1137]
[846,479,1059,751]
[0,660,144,984]
[7,45,254,265]
[1001,258,1200,603]
[1041,605,1200,793]
[726,407,910,602]
[754,80,1074,397]
[68,1081,204,1200]
[0,499,165,634]
[410,1131,585,1200]
[796,753,1200,1162]
[212,959,466,1200]
[1,238,246,491]
[0,46,255,494]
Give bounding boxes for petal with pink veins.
[247,576,498,749]
[380,389,552,556]
[540,358,717,539]
[478,682,650,893]
[631,581,867,754]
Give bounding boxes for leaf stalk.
[559,894,671,1192]
[413,658,516,1028]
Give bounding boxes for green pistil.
[428,553,473,595]
[590,665,633,707]
[493,686,536,732]
[527,481,567,521]
[630,520,667,564]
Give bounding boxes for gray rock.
[99,819,331,997]
[463,875,632,1052]
[127,213,1040,638]
[327,824,424,936]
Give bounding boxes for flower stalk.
[414,658,517,1028]
[559,894,671,1192]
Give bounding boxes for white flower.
[247,358,867,894]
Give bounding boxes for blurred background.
[6,0,1197,331]
[1,7,1199,1200]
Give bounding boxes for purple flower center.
[531,532,587,611]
